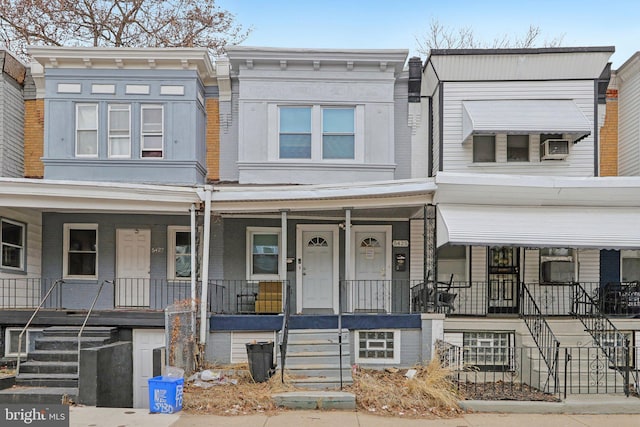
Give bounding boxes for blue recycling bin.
[148,376,184,413]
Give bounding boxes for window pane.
[77,131,98,155]
[142,108,162,131]
[110,137,130,156]
[253,234,278,254]
[280,134,311,159]
[507,135,529,162]
[77,105,97,129]
[110,109,129,131]
[143,135,163,150]
[323,108,354,133]
[2,221,23,246]
[280,107,311,132]
[323,135,354,159]
[69,229,96,251]
[622,258,640,281]
[473,135,495,162]
[68,253,96,276]
[2,246,22,268]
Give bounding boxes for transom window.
[472,135,495,162]
[141,105,164,158]
[507,135,529,162]
[360,237,380,248]
[356,330,400,364]
[63,224,98,279]
[1,218,25,271]
[307,237,328,247]
[168,226,191,279]
[247,227,281,280]
[76,103,98,157]
[108,104,131,158]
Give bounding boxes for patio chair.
[436,274,457,314]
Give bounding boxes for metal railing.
[521,283,560,392]
[279,282,292,383]
[113,278,191,309]
[77,280,111,379]
[16,279,65,375]
[340,279,426,314]
[207,280,287,314]
[0,278,62,309]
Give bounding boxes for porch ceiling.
[437,204,640,249]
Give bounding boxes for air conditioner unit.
[541,139,570,160]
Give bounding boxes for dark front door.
[488,246,520,314]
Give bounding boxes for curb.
[460,396,640,414]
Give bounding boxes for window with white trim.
[76,103,98,157]
[621,250,640,282]
[108,104,131,158]
[63,224,98,279]
[246,227,281,280]
[277,105,359,161]
[4,328,44,357]
[168,226,191,279]
[141,104,164,158]
[356,330,400,364]
[1,218,25,271]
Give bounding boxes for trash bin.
[148,376,184,413]
[245,341,275,382]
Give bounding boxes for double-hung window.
[322,108,355,159]
[247,227,281,280]
[1,218,25,271]
[279,107,312,159]
[168,226,192,279]
[108,104,131,158]
[63,224,98,279]
[76,103,98,157]
[141,105,164,158]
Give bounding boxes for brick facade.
[205,98,220,182]
[23,98,44,178]
[599,89,618,177]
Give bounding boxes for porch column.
[190,204,197,314]
[199,185,213,345]
[280,210,288,281]
[425,204,437,309]
[344,209,352,280]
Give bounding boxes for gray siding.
[0,74,25,177]
[394,76,411,179]
[618,68,640,176]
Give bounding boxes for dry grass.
[347,358,463,418]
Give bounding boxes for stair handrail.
[520,283,560,393]
[338,280,343,390]
[16,279,65,376]
[77,280,111,377]
[279,281,292,383]
[571,282,634,396]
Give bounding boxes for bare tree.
[416,19,564,56]
[0,0,249,59]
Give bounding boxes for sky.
[217,0,640,68]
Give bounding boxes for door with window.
[488,246,520,314]
[297,226,338,314]
[352,227,391,312]
[116,229,151,307]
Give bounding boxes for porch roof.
[461,100,592,142]
[437,204,640,249]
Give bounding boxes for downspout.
[199,185,213,345]
[190,204,197,317]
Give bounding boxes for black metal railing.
[340,279,426,314]
[113,278,191,309]
[207,280,287,314]
[521,283,560,392]
[279,282,292,383]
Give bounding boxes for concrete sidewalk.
[68,408,640,427]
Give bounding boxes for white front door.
[296,225,339,314]
[352,226,392,312]
[116,229,151,307]
[133,329,165,408]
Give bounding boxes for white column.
[280,211,288,281]
[199,186,212,344]
[190,204,197,316]
[344,209,352,312]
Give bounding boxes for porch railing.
[207,280,288,314]
[520,283,560,393]
[0,278,59,309]
[279,282,292,383]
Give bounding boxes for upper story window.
[472,135,495,162]
[277,105,358,161]
[63,224,98,279]
[141,105,164,158]
[507,135,529,162]
[108,104,131,158]
[1,218,25,271]
[76,104,98,157]
[246,227,281,280]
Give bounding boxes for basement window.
[463,331,514,370]
[4,328,44,357]
[356,330,400,364]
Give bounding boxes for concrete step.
[15,374,78,388]
[273,391,355,410]
[285,353,350,367]
[34,336,111,351]
[288,376,353,390]
[286,330,348,343]
[0,387,78,404]
[18,361,77,375]
[43,326,117,338]
[285,342,347,353]
[286,366,353,379]
[29,350,77,362]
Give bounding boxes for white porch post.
[280,210,288,281]
[190,204,197,316]
[199,185,212,345]
[344,208,352,312]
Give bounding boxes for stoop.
[272,391,356,410]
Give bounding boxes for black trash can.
[245,341,275,382]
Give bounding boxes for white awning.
[437,204,640,249]
[461,100,592,142]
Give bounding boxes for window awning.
[437,204,640,249]
[461,100,592,142]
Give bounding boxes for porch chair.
[436,274,457,314]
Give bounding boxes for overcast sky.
[218,0,639,67]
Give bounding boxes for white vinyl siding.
[409,219,424,282]
[523,248,540,284]
[577,249,600,283]
[440,80,595,176]
[432,85,441,176]
[0,208,41,278]
[471,246,487,282]
[618,67,640,176]
[230,331,275,363]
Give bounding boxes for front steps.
[282,329,352,389]
[0,326,118,404]
[273,391,356,409]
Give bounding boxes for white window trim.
[63,223,98,279]
[75,103,99,158]
[108,103,132,158]
[246,226,281,281]
[140,104,164,159]
[355,329,401,364]
[5,327,44,357]
[270,104,364,163]
[1,218,26,271]
[167,226,192,280]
